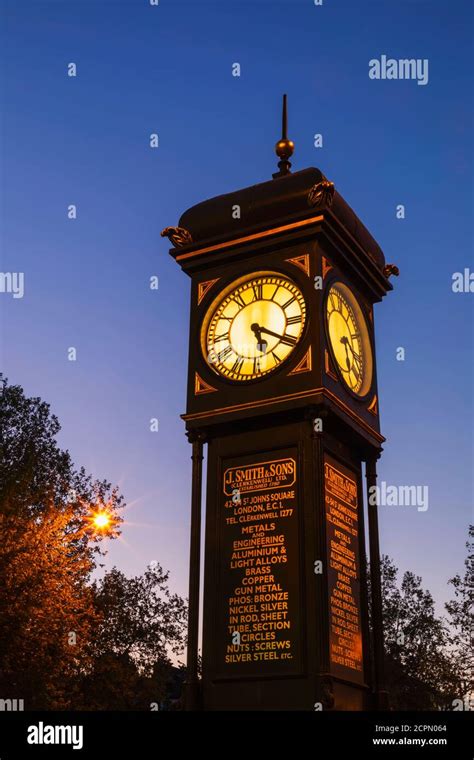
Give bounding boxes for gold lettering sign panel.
[217,448,302,678]
[324,454,365,685]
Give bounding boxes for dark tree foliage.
[446,525,474,707]
[90,565,187,669]
[77,566,187,710]
[370,555,464,710]
[0,377,124,707]
[0,377,186,710]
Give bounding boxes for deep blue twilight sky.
[1,0,472,618]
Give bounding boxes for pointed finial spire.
[273,94,294,178]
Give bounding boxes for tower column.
[365,455,389,709]
[184,429,205,710]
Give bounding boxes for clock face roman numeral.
[286,316,301,326]
[214,332,229,344]
[218,345,233,361]
[279,333,297,347]
[232,293,246,309]
[271,351,282,365]
[329,292,342,313]
[252,283,263,301]
[231,356,244,375]
[282,295,296,310]
[270,285,280,301]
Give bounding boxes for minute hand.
[259,326,297,346]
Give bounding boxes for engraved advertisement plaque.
[216,448,301,677]
[324,454,364,684]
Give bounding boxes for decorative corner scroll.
[285,254,310,277]
[288,347,312,376]
[308,178,335,208]
[197,278,220,305]
[194,372,218,395]
[383,263,400,279]
[186,428,208,445]
[161,226,193,248]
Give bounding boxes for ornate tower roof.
[162,96,392,289]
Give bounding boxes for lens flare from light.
[93,512,111,530]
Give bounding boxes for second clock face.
[202,272,306,381]
[325,281,373,397]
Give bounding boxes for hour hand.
[250,323,268,354]
[340,336,351,370]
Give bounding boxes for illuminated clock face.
[202,272,306,381]
[325,281,373,397]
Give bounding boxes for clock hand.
[341,336,361,363]
[256,325,297,346]
[340,336,351,371]
[250,323,268,354]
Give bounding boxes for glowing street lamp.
[92,511,111,531]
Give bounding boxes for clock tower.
[163,97,397,711]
